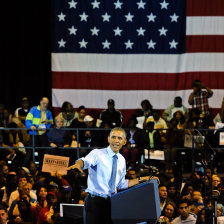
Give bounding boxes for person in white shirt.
[171,200,197,224]
[162,97,189,122]
[8,175,37,208]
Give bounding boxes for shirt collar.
[106,146,118,158]
[37,105,47,112]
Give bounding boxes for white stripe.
[51,53,224,73]
[52,89,224,109]
[187,16,224,35]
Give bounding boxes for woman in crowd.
[160,201,177,223]
[33,186,48,223]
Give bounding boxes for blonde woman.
[47,116,66,155]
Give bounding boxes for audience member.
[0,109,13,128]
[186,108,202,131]
[188,190,204,214]
[146,110,168,146]
[143,120,163,166]
[159,185,168,211]
[8,183,36,223]
[69,105,87,146]
[48,115,66,155]
[2,122,26,167]
[161,201,177,223]
[33,186,48,223]
[37,192,57,224]
[82,115,99,148]
[25,97,53,167]
[14,97,30,124]
[47,185,74,223]
[126,169,138,179]
[122,117,144,168]
[0,161,9,177]
[167,183,180,204]
[163,97,188,122]
[99,99,122,128]
[11,117,30,146]
[171,200,197,224]
[217,203,224,217]
[151,110,168,131]
[167,111,186,147]
[139,99,153,118]
[213,97,224,125]
[0,202,11,224]
[28,161,40,184]
[58,101,78,127]
[9,175,37,208]
[212,175,221,189]
[188,80,213,126]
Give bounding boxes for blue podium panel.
[111,180,161,224]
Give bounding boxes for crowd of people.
[0,79,224,223]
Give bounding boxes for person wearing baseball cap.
[83,115,99,147]
[14,97,30,124]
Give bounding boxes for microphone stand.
[194,128,217,224]
[139,164,159,184]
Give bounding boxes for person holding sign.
[68,127,154,224]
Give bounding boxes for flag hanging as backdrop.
[52,0,224,123]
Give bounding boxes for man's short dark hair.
[107,99,115,105]
[174,96,182,103]
[192,80,201,87]
[178,199,189,208]
[78,105,85,112]
[159,184,167,189]
[17,174,27,183]
[128,168,137,173]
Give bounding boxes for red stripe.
[52,72,224,90]
[186,36,224,53]
[187,0,224,16]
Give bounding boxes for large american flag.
[52,0,224,123]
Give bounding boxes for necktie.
[109,154,118,195]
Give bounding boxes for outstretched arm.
[67,159,84,173]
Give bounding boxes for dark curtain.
[0,0,52,113]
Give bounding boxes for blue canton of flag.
[53,0,186,54]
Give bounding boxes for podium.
[111,180,161,224]
[60,180,160,224]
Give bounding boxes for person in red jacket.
[37,192,57,224]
